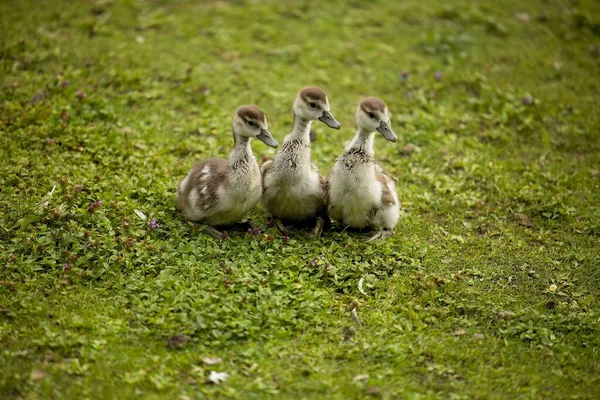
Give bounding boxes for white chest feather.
[261,137,324,220]
[328,161,381,228]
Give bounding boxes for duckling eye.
[368,112,376,119]
[309,102,317,109]
[247,121,255,127]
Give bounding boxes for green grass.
[1,0,600,398]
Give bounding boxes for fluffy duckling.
[261,87,340,236]
[177,105,278,239]
[326,97,400,240]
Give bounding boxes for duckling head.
[293,86,341,129]
[357,97,397,142]
[232,105,278,147]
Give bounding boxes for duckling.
[326,97,400,241]
[261,87,340,236]
[177,105,278,239]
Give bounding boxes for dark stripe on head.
[236,105,266,123]
[299,86,328,103]
[359,97,387,113]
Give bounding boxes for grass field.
[1,0,600,398]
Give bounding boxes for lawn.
[1,0,599,398]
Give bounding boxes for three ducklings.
[176,87,400,240]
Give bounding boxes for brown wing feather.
[261,160,274,193]
[376,166,396,206]
[322,171,331,206]
[183,158,229,210]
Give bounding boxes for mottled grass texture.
[1,0,600,399]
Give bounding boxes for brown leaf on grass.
[498,310,516,319]
[342,326,355,341]
[514,213,534,227]
[30,92,45,105]
[166,334,190,349]
[399,143,420,156]
[366,386,382,397]
[30,370,46,381]
[452,329,467,336]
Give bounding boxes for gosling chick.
[261,86,340,236]
[177,105,278,239]
[326,97,400,240]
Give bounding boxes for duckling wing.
[312,162,327,199]
[260,159,274,193]
[323,169,331,206]
[374,163,401,230]
[375,164,397,206]
[184,158,229,211]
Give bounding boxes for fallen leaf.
[553,60,562,70]
[514,213,534,227]
[30,370,46,381]
[207,371,229,384]
[38,185,57,209]
[351,308,362,326]
[452,329,467,336]
[366,386,382,397]
[358,277,366,296]
[400,143,420,156]
[134,209,147,221]
[353,373,369,382]
[201,357,222,366]
[166,334,190,349]
[450,234,465,243]
[342,326,355,341]
[515,12,530,22]
[30,92,45,105]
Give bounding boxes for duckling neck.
[347,128,375,155]
[288,115,312,142]
[229,135,255,172]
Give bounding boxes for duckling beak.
[257,129,278,148]
[318,111,341,130]
[377,121,397,142]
